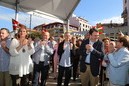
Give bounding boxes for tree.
[28,31,42,40]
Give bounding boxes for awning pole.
[66,19,69,32]
[14,0,19,33]
[29,14,32,29]
[15,0,19,21]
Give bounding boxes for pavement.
[30,66,109,86]
[46,72,81,86]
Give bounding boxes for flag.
[92,26,96,29]
[12,19,26,30]
[96,23,104,34]
[92,25,104,34]
[12,19,19,30]
[98,26,104,34]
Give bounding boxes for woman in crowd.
[72,38,82,81]
[102,41,116,86]
[106,36,129,86]
[100,37,110,85]
[53,37,63,79]
[49,36,57,73]
[9,27,35,86]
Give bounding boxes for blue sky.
[74,0,123,24]
[0,0,123,31]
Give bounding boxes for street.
[46,72,81,86]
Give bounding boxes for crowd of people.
[0,27,129,86]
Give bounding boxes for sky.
[74,0,123,24]
[0,0,123,31]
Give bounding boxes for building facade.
[33,14,91,39]
[121,0,129,26]
[69,14,92,31]
[34,22,79,38]
[102,0,129,40]
[104,25,129,40]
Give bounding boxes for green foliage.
[28,31,42,40]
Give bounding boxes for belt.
[39,61,44,63]
[85,62,90,65]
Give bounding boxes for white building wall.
[79,20,91,31]
[127,0,129,26]
[69,14,92,31]
[123,0,129,26]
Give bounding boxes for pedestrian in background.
[0,28,12,86]
[53,37,63,79]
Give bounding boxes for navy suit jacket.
[80,39,104,77]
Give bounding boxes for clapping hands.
[28,38,33,46]
[1,41,6,48]
[40,40,47,46]
[19,38,33,47]
[19,39,28,46]
[85,44,93,53]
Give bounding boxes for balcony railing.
[121,8,128,18]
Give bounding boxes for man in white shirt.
[32,31,53,86]
[79,28,104,86]
[57,32,74,86]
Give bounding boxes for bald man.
[32,31,54,86]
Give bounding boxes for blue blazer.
[108,47,129,85]
[32,41,53,66]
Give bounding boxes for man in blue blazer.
[32,31,53,86]
[79,28,104,86]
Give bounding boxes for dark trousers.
[99,66,106,86]
[11,75,29,86]
[50,50,55,73]
[57,65,72,86]
[32,62,49,86]
[73,59,79,81]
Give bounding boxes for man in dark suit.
[79,28,104,86]
[57,32,74,86]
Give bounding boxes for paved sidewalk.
[46,73,81,86]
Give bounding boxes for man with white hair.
[32,31,53,86]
